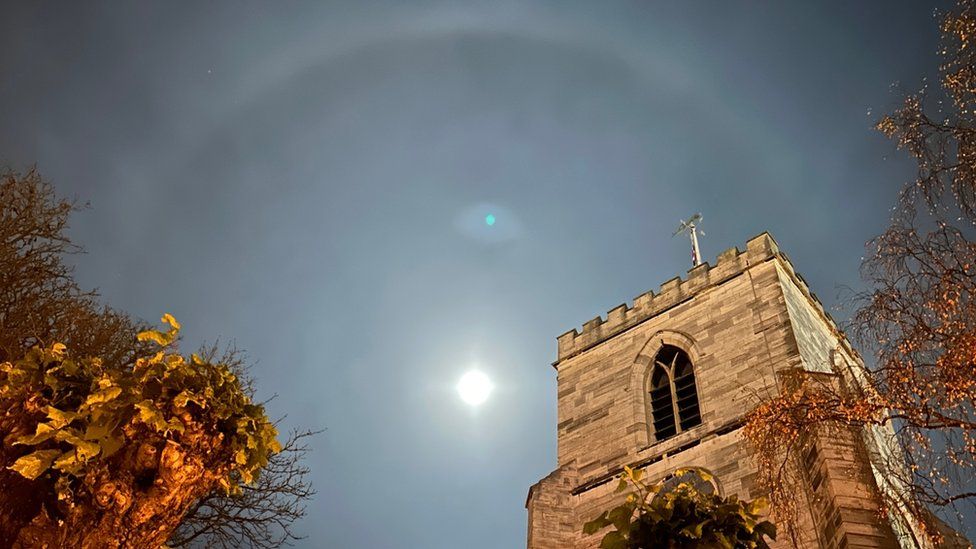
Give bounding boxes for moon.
[457,370,494,406]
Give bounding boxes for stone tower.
[526,233,911,549]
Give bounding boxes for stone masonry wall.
[527,233,899,549]
[554,235,795,486]
[802,422,900,549]
[526,466,578,549]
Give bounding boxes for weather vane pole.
[673,213,704,267]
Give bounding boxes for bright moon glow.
[484,214,496,226]
[456,370,493,406]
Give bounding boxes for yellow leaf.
[53,450,82,475]
[74,439,101,461]
[84,420,112,441]
[134,400,168,432]
[173,390,203,409]
[268,438,283,454]
[46,406,80,429]
[54,429,101,461]
[747,497,769,515]
[50,343,67,358]
[163,353,184,370]
[161,313,181,331]
[13,422,58,445]
[8,449,61,480]
[239,469,254,484]
[84,386,122,407]
[137,330,172,347]
[100,435,124,458]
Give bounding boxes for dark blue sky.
[0,2,950,547]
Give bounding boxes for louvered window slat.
[655,424,677,439]
[651,395,673,407]
[651,387,672,398]
[674,374,696,389]
[648,345,702,442]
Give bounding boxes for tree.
[0,167,315,547]
[168,345,318,549]
[0,316,282,547]
[0,168,147,365]
[167,429,315,548]
[583,466,776,549]
[743,0,976,543]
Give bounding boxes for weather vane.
[673,213,704,267]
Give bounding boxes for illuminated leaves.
[876,115,899,138]
[136,313,181,347]
[0,315,281,495]
[84,386,122,407]
[160,313,181,331]
[136,330,171,347]
[584,468,775,548]
[0,170,305,546]
[56,431,101,462]
[172,390,202,409]
[46,406,81,429]
[9,449,62,480]
[13,423,59,446]
[134,400,182,434]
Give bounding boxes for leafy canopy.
[583,466,776,549]
[2,314,281,496]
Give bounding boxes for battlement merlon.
[553,232,858,367]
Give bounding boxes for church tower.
[526,233,908,549]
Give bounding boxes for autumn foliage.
[0,167,314,547]
[744,0,976,543]
[584,466,776,549]
[0,315,280,547]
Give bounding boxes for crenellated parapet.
[554,232,856,366]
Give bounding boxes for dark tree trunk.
[1,414,228,548]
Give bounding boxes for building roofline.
[551,232,858,368]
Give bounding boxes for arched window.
[649,345,701,441]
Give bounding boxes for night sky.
[0,2,953,547]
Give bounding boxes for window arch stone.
[630,331,704,446]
